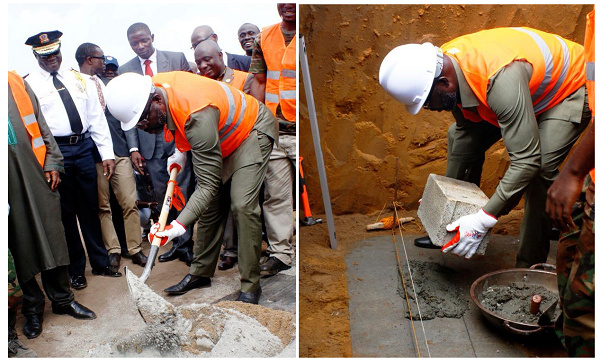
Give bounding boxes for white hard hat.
[104,72,155,131]
[379,42,443,115]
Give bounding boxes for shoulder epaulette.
[70,68,87,92]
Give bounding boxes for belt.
[54,132,91,145]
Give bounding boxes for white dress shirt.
[26,66,115,160]
[138,50,158,75]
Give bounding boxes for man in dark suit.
[190,25,251,72]
[119,22,195,265]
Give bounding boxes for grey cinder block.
[417,174,491,255]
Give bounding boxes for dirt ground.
[298,4,591,357]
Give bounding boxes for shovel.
[125,167,180,285]
[537,299,559,326]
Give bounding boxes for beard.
[146,109,167,134]
[429,88,458,111]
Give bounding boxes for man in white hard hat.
[105,71,277,304]
[379,28,591,267]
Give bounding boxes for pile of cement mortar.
[399,260,469,320]
[86,270,295,357]
[480,282,559,324]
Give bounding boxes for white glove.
[167,149,186,173]
[442,209,497,259]
[149,220,186,246]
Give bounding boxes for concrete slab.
[346,233,564,358]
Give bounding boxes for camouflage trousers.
[555,180,595,357]
[9,248,22,341]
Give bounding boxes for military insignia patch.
[39,33,50,44]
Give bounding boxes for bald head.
[238,23,260,56]
[191,25,218,49]
[194,40,224,80]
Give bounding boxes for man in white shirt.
[75,42,149,272]
[25,31,121,291]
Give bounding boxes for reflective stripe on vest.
[215,82,248,143]
[442,27,585,127]
[262,23,297,121]
[154,71,258,158]
[8,71,46,167]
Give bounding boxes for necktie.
[90,76,106,110]
[144,60,153,76]
[52,72,83,134]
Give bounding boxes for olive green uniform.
[164,90,278,293]
[447,58,590,267]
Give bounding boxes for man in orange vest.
[546,7,595,356]
[380,27,591,267]
[8,71,96,340]
[195,40,253,95]
[194,39,255,271]
[105,71,278,304]
[249,3,297,276]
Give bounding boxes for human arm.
[248,34,267,103]
[442,62,540,257]
[546,119,595,230]
[84,76,115,178]
[124,128,144,174]
[483,61,543,217]
[175,107,223,227]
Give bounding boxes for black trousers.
[57,138,109,276]
[20,266,74,316]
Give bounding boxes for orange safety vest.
[585,8,595,182]
[441,27,585,127]
[261,23,297,122]
[8,71,46,167]
[227,69,250,92]
[154,71,258,158]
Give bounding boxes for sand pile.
[87,270,295,357]
[399,260,469,320]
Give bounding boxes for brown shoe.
[218,256,238,270]
[131,251,148,267]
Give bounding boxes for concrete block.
[417,174,491,255]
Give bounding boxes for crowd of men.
[8,3,297,357]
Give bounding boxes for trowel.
[125,167,180,288]
[537,299,559,326]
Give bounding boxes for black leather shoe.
[236,287,262,304]
[131,250,149,267]
[164,274,211,295]
[108,253,121,272]
[23,314,43,339]
[218,256,238,270]
[414,236,442,249]
[260,257,291,277]
[92,266,122,277]
[70,275,87,290]
[52,301,96,320]
[179,252,193,267]
[158,246,183,262]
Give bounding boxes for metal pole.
[299,35,338,250]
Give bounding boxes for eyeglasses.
[89,56,106,62]
[190,33,214,49]
[136,93,154,128]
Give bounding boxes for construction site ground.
[299,211,568,357]
[15,240,296,357]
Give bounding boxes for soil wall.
[299,4,592,215]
